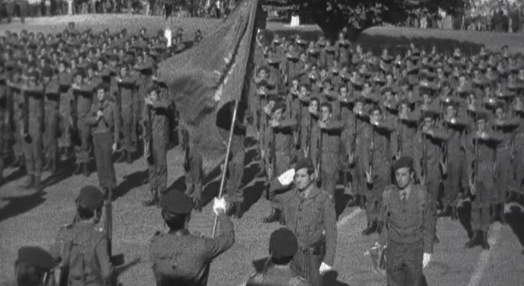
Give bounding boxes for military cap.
[147,83,161,94]
[272,101,286,113]
[391,156,413,172]
[136,61,153,72]
[475,110,490,121]
[76,185,104,211]
[160,190,194,214]
[27,71,39,79]
[269,228,298,258]
[41,65,53,78]
[17,246,57,270]
[294,157,314,172]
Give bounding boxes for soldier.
[263,100,297,224]
[42,66,60,174]
[465,111,502,250]
[87,84,120,197]
[57,60,74,161]
[361,104,397,236]
[6,0,28,24]
[243,228,310,286]
[72,69,95,177]
[49,185,114,284]
[8,65,26,170]
[275,157,336,286]
[317,102,344,200]
[0,63,6,184]
[115,64,138,164]
[149,191,235,285]
[3,246,58,286]
[21,71,45,193]
[377,156,434,286]
[142,82,170,207]
[184,131,204,211]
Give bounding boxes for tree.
[263,0,467,41]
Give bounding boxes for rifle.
[369,125,375,181]
[422,132,428,182]
[317,122,323,186]
[143,99,153,165]
[271,122,276,180]
[397,119,402,158]
[306,111,312,158]
[295,99,302,150]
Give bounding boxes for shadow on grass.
[457,199,473,239]
[505,202,524,247]
[114,170,149,201]
[41,157,77,188]
[0,192,46,223]
[1,167,26,187]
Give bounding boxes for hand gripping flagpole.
[212,99,240,238]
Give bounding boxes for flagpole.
[212,99,240,238]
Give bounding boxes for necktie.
[401,191,407,205]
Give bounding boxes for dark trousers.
[366,162,390,223]
[443,155,466,209]
[6,0,28,22]
[472,163,494,231]
[148,138,167,193]
[185,149,203,200]
[93,133,117,190]
[121,108,136,153]
[0,115,5,177]
[268,153,290,209]
[226,150,245,203]
[320,153,339,199]
[75,118,91,164]
[43,108,59,163]
[291,240,326,286]
[24,132,42,178]
[386,239,425,286]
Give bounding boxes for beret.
[160,190,194,214]
[269,228,298,258]
[147,83,160,94]
[476,110,490,121]
[294,157,314,172]
[421,108,440,118]
[17,246,57,270]
[392,156,413,172]
[76,185,104,211]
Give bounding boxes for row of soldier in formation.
[0,22,203,200]
[248,30,524,252]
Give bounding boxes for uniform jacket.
[279,186,337,266]
[149,214,235,286]
[142,90,171,146]
[244,264,311,286]
[49,221,113,285]
[379,184,435,253]
[86,98,120,143]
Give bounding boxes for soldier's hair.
[15,262,45,286]
[77,205,95,220]
[161,210,188,231]
[310,96,319,104]
[320,102,332,113]
[271,253,294,265]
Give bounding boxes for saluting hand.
[365,167,373,184]
[319,262,332,274]
[212,197,227,215]
[97,110,104,120]
[423,253,432,268]
[112,143,118,153]
[469,178,476,196]
[439,159,447,175]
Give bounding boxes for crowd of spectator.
[0,0,236,20]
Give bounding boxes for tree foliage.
[263,0,468,40]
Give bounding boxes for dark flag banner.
[159,0,260,175]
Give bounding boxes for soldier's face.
[295,168,314,190]
[445,106,455,119]
[340,87,348,97]
[495,108,504,119]
[354,102,363,114]
[272,108,283,121]
[309,100,319,112]
[149,91,158,101]
[299,86,307,95]
[423,118,434,130]
[97,89,105,101]
[395,167,412,189]
[321,106,331,121]
[477,120,486,132]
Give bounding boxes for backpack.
[60,228,105,286]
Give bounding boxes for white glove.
[277,168,295,186]
[212,197,227,215]
[319,262,332,274]
[422,253,431,268]
[165,29,172,47]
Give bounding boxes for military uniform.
[72,75,95,176]
[116,72,139,162]
[142,84,170,204]
[49,185,113,285]
[317,118,344,199]
[245,265,311,286]
[0,68,7,181]
[276,173,337,286]
[150,191,235,286]
[87,91,120,192]
[3,246,57,286]
[43,71,61,173]
[22,78,45,192]
[58,70,74,156]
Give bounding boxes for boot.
[362,220,378,236]
[235,202,243,219]
[117,150,126,163]
[480,231,490,250]
[22,175,34,189]
[43,158,52,171]
[83,163,90,177]
[73,163,82,175]
[51,159,58,174]
[126,151,133,164]
[346,195,361,208]
[142,189,158,207]
[438,206,452,218]
[34,176,43,193]
[465,230,480,248]
[263,208,281,223]
[193,198,202,212]
[451,206,458,220]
